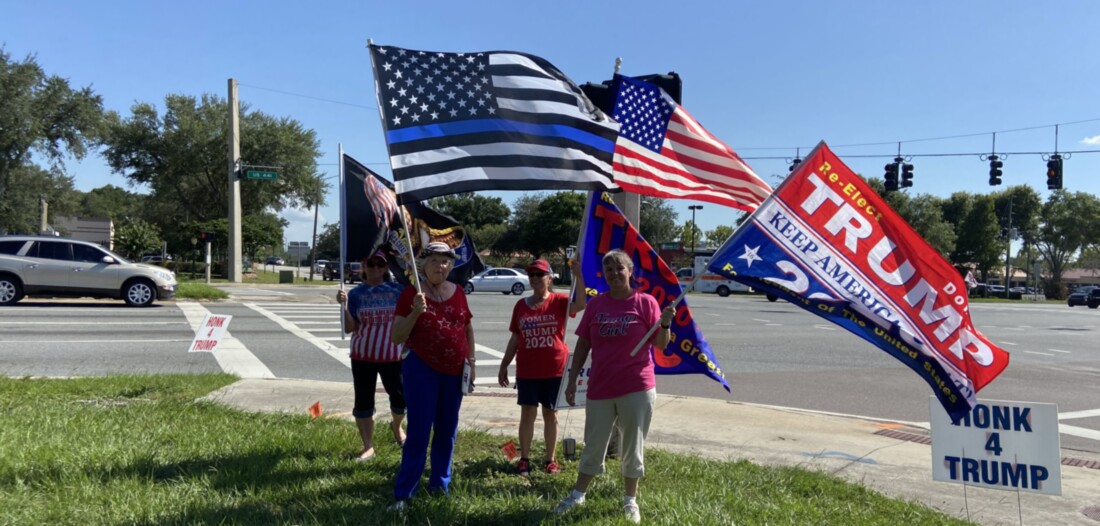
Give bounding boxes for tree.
[1036,190,1100,294]
[315,222,340,260]
[114,218,162,260]
[428,193,510,229]
[0,49,106,233]
[892,194,956,257]
[102,93,326,253]
[468,222,507,254]
[0,164,79,234]
[77,184,147,222]
[678,221,702,250]
[704,225,736,248]
[522,192,586,259]
[639,196,679,246]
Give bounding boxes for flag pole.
[367,38,420,294]
[338,143,347,340]
[629,289,685,357]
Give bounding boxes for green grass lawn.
[0,375,971,525]
[176,269,333,286]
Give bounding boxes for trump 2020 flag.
[369,43,621,204]
[707,142,1009,421]
[343,154,485,286]
[611,74,772,212]
[578,191,730,392]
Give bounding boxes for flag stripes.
[611,75,772,212]
[370,45,620,204]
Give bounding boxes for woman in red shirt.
[389,242,474,509]
[497,258,585,476]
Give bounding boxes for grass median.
[0,374,970,525]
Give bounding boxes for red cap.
[362,250,387,264]
[525,259,551,275]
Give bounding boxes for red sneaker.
[545,460,560,474]
[516,458,531,477]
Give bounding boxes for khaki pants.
[578,389,656,479]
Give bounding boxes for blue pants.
[394,351,464,499]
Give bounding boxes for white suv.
[0,235,177,307]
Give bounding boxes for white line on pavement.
[177,302,274,379]
[1024,351,1054,356]
[1060,409,1100,420]
[244,303,350,368]
[0,339,192,344]
[0,321,186,325]
[999,341,1018,346]
[1047,348,1072,354]
[475,344,504,358]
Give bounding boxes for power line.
[742,149,1100,161]
[238,83,377,110]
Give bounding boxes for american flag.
[611,75,772,212]
[345,154,397,229]
[369,44,621,204]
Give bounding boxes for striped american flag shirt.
[347,281,405,362]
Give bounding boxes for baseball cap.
[421,241,457,259]
[362,251,387,265]
[525,259,551,275]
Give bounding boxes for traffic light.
[789,157,801,173]
[1046,154,1063,190]
[900,161,914,188]
[200,231,217,242]
[884,160,899,192]
[988,155,1003,186]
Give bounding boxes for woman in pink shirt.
[554,249,674,524]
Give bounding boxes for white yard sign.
[556,352,592,409]
[188,314,233,353]
[930,397,1061,495]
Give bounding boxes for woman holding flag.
[496,257,585,476]
[554,249,675,524]
[388,242,475,509]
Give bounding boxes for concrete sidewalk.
[202,378,1100,525]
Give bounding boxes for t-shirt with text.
[347,281,404,362]
[509,292,570,379]
[574,290,660,400]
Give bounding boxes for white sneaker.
[623,501,641,523]
[553,493,585,514]
[387,500,407,512]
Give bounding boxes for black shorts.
[516,377,563,409]
[351,359,405,419]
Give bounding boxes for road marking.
[813,324,837,331]
[287,321,341,325]
[1061,409,1100,420]
[702,312,720,317]
[0,339,192,344]
[272,315,340,319]
[0,321,186,325]
[1024,351,1054,356]
[752,318,770,323]
[1060,424,1100,442]
[765,323,783,327]
[177,302,274,379]
[714,323,737,326]
[475,344,504,358]
[245,303,351,368]
[1048,348,1072,354]
[999,341,1018,346]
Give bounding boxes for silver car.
[0,235,177,307]
[462,268,530,295]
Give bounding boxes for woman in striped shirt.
[336,250,406,461]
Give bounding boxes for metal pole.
[309,199,319,281]
[1004,199,1012,298]
[227,78,243,283]
[204,241,212,284]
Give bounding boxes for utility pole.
[227,78,243,283]
[1004,198,1013,299]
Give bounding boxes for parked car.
[140,254,173,263]
[463,268,529,295]
[314,259,329,274]
[265,256,285,266]
[0,235,176,307]
[322,261,341,281]
[343,262,362,283]
[1088,288,1100,309]
[1068,286,1098,307]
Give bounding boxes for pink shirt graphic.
[574,290,660,400]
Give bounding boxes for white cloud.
[281,206,328,247]
[1082,134,1100,146]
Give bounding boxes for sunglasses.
[528,272,548,278]
[364,261,387,268]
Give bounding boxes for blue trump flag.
[577,192,730,392]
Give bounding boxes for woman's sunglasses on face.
[528,272,548,278]
[365,261,387,268]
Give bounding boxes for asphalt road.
[2,289,1098,454]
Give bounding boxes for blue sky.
[3,1,1098,247]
